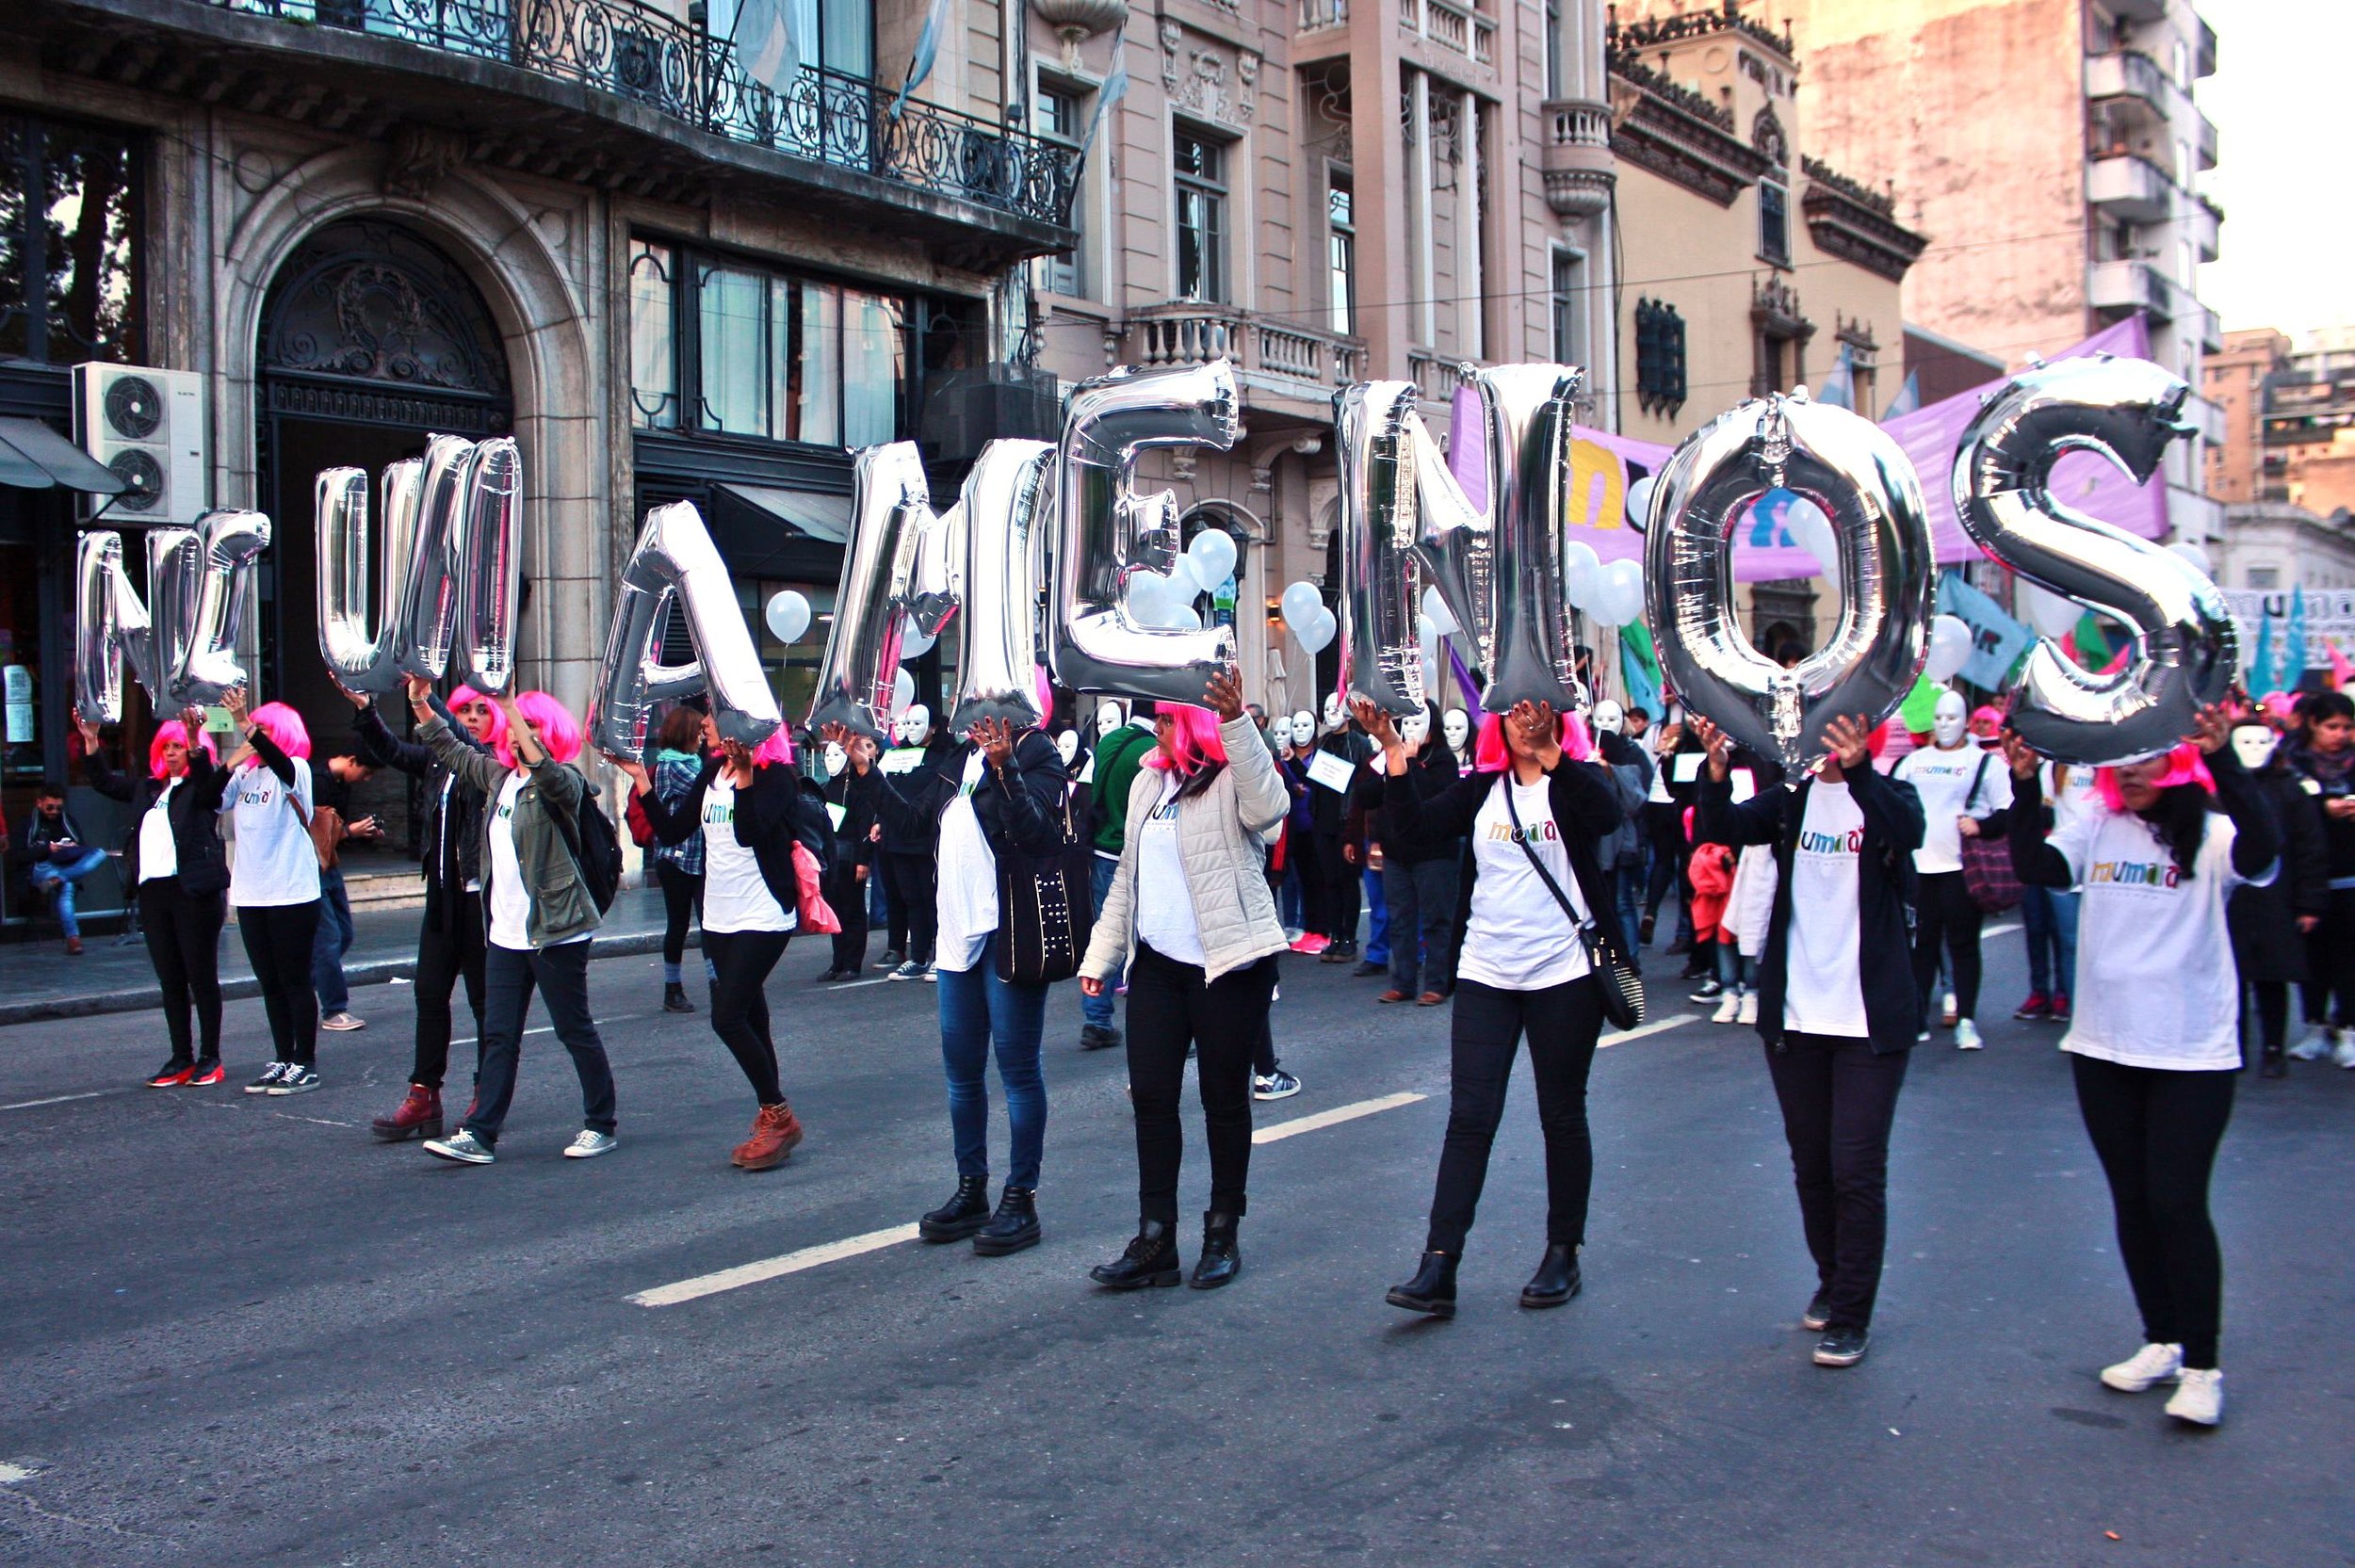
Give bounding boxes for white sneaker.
[1955,1018,1983,1051]
[563,1129,618,1159]
[1736,991,1758,1026]
[2165,1366,2223,1426]
[2099,1341,2183,1393]
[2332,1029,2355,1070]
[2287,1026,2331,1061]
[1712,992,1742,1025]
[1940,992,1959,1027]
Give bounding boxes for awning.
[707,482,853,579]
[718,483,851,544]
[0,415,126,494]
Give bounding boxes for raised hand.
[1999,730,2039,782]
[1820,714,1873,774]
[2184,703,2230,756]
[333,676,370,710]
[1687,713,1732,781]
[1202,667,1246,722]
[1348,696,1398,752]
[75,715,101,749]
[222,687,250,728]
[972,717,1015,768]
[608,755,652,794]
[819,720,856,752]
[404,673,434,710]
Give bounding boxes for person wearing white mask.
[1311,693,1372,961]
[1891,689,2011,1049]
[2223,719,2329,1078]
[878,704,948,979]
[1441,708,1473,770]
[1080,699,1159,1048]
[819,732,882,981]
[1278,712,1325,950]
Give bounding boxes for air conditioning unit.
[73,363,207,524]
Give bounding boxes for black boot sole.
[1519,1280,1583,1309]
[1092,1268,1182,1289]
[972,1225,1041,1256]
[370,1119,441,1143]
[1188,1261,1240,1290]
[919,1215,991,1243]
[1384,1288,1455,1317]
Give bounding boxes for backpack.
[550,779,625,914]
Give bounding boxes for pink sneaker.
[1290,933,1331,955]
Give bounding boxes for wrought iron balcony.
[116,0,1078,238]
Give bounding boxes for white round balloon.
[2021,582,2082,639]
[1563,541,1602,611]
[2168,540,2214,577]
[1126,571,1174,625]
[1295,606,1338,655]
[764,590,812,644]
[1924,613,1973,683]
[1626,476,1659,531]
[1421,586,1459,638]
[1281,580,1324,629]
[890,667,916,716]
[900,616,937,659]
[1185,526,1237,588]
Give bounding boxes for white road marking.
[1984,921,2021,938]
[272,1112,358,1128]
[628,1223,923,1308]
[1600,1012,1700,1048]
[1254,1091,1427,1145]
[0,1091,109,1112]
[448,1026,557,1047]
[0,1461,34,1483]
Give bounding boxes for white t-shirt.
[1134,774,1204,965]
[139,779,179,882]
[1458,775,1591,992]
[1781,783,1868,1038]
[487,772,534,950]
[2050,802,2266,1070]
[2042,763,2099,880]
[1893,744,2010,874]
[934,751,999,974]
[223,756,319,907]
[700,775,794,935]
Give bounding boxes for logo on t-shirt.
[1146,798,1181,824]
[1798,825,1862,856]
[1486,818,1558,846]
[2087,857,2181,889]
[703,800,734,828]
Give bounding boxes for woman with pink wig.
[2004,705,2278,1428]
[338,677,506,1142]
[407,677,618,1167]
[78,705,233,1086]
[1368,696,1625,1321]
[615,715,832,1172]
[216,689,325,1094]
[1080,671,1291,1291]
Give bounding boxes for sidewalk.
[0,885,685,1028]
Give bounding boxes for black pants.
[139,878,224,1065]
[1425,975,1604,1254]
[1126,945,1277,1224]
[656,860,702,968]
[1383,856,1460,994]
[1289,826,1327,939]
[1764,1031,1910,1331]
[410,891,486,1091]
[1910,869,1983,1020]
[466,940,616,1144]
[884,851,936,964]
[703,927,791,1106]
[1315,832,1358,943]
[1642,801,1690,931]
[824,861,870,972]
[2248,980,2289,1059]
[239,900,322,1065]
[2071,1054,2235,1369]
[2302,887,2355,1026]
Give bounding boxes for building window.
[1759,178,1792,267]
[0,114,143,365]
[2247,566,2279,590]
[673,246,908,445]
[1036,84,1090,298]
[1544,0,1562,98]
[706,0,873,81]
[1327,181,1356,335]
[629,239,677,429]
[1174,127,1228,303]
[1550,248,1587,366]
[1634,298,1686,417]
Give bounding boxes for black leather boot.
[1089,1220,1181,1289]
[1385,1250,1457,1317]
[1189,1212,1241,1290]
[1519,1242,1583,1309]
[972,1187,1041,1255]
[918,1175,991,1242]
[663,982,693,1014]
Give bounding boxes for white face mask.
[1591,701,1624,736]
[821,742,847,775]
[2231,725,2277,771]
[1931,692,1967,749]
[1442,709,1470,752]
[1096,701,1127,736]
[1290,712,1315,748]
[1401,713,1430,746]
[895,703,932,747]
[1054,730,1080,768]
[1323,693,1346,732]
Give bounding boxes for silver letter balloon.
[806,442,958,743]
[589,500,784,757]
[945,439,1057,734]
[1953,356,2233,766]
[315,460,421,696]
[1646,392,1932,774]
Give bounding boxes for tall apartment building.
[2208,326,2355,520]
[1025,0,1619,713]
[1763,0,2226,544]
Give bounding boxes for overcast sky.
[2195,0,2353,342]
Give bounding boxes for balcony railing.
[1401,0,1495,65]
[1123,304,1366,392]
[2086,49,2170,112]
[2087,153,2170,220]
[1406,351,1467,404]
[207,0,1077,226]
[1540,98,1616,218]
[1299,0,1347,29]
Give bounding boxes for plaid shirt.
[649,751,706,875]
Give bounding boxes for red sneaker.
[187,1060,225,1086]
[2012,992,2051,1021]
[2049,992,2071,1023]
[146,1060,196,1088]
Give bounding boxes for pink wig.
[500,690,583,768]
[1143,703,1229,777]
[448,684,510,752]
[1969,704,2004,736]
[2260,691,2298,723]
[1865,721,1891,761]
[1472,708,1592,773]
[243,702,311,768]
[2094,744,2215,813]
[149,719,218,780]
[749,725,797,768]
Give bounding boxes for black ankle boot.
[1385,1250,1457,1317]
[1189,1212,1241,1290]
[2261,1043,2287,1079]
[973,1187,1041,1255]
[918,1174,991,1242]
[1090,1220,1181,1289]
[663,982,693,1014]
[1519,1242,1583,1308]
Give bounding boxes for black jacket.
[873,729,1072,870]
[83,748,233,896]
[1698,766,1927,1052]
[825,765,883,878]
[876,736,965,855]
[2227,765,2328,984]
[351,696,490,929]
[637,757,832,921]
[1352,744,1461,866]
[1384,754,1628,954]
[1310,730,1372,835]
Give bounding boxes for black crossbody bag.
[1502,777,1645,1030]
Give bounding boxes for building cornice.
[1798,155,1927,282]
[1606,59,1770,209]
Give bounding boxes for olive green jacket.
[420,715,602,948]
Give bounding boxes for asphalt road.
[1,930,2349,1566]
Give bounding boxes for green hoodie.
[1089,722,1158,855]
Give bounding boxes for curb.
[0,929,690,1028]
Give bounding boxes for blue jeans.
[1081,854,1119,1028]
[311,864,355,1013]
[936,933,1048,1189]
[27,848,107,938]
[2021,884,2080,998]
[1613,865,1643,956]
[1363,866,1389,964]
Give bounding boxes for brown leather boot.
[370,1084,444,1142]
[733,1102,805,1171]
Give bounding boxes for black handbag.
[994,785,1095,987]
[1502,777,1645,1030]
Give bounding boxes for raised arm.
[2001,736,2075,888]
[2198,714,2279,879]
[981,721,1071,855]
[75,717,132,802]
